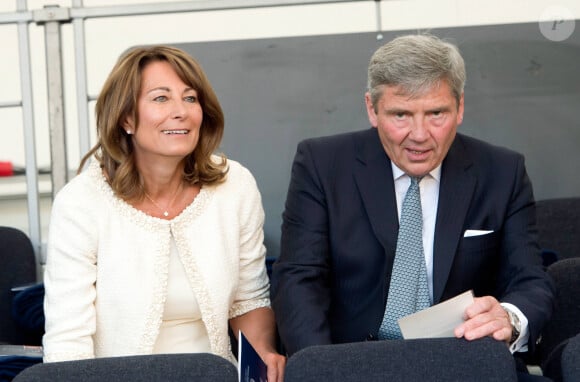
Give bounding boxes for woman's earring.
[126,130,132,135]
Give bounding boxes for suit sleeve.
[271,140,333,355]
[498,155,555,353]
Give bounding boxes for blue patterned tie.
[378,176,431,339]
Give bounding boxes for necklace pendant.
[163,211,169,217]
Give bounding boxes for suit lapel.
[432,135,476,303]
[353,129,399,255]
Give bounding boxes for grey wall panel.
[175,22,580,258]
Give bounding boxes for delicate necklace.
[143,182,183,217]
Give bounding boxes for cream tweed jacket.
[43,158,270,364]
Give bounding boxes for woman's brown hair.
[78,45,227,200]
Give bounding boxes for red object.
[0,161,14,176]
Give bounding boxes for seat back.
[13,353,238,382]
[284,337,517,382]
[562,333,580,382]
[535,197,580,260]
[0,226,37,344]
[538,258,580,380]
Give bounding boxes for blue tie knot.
[410,176,424,186]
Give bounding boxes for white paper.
[398,290,474,339]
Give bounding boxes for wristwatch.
[504,307,521,345]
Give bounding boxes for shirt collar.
[391,162,442,183]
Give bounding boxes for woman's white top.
[152,237,211,354]
[43,157,270,364]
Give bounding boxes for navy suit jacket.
[271,128,554,356]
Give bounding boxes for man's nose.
[409,116,429,140]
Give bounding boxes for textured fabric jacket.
[43,158,270,363]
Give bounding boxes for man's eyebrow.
[426,105,452,112]
[384,108,409,114]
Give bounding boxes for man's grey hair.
[367,34,466,110]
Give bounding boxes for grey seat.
[562,333,580,382]
[0,226,37,345]
[538,258,580,381]
[13,353,238,382]
[284,337,517,382]
[535,197,580,261]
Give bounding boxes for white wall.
[0,0,578,245]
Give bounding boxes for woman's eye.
[153,95,168,102]
[184,96,197,103]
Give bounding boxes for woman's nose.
[172,102,186,119]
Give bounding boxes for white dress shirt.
[391,163,529,352]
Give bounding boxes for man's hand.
[454,296,512,344]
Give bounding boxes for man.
[271,34,554,379]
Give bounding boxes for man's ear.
[457,93,465,125]
[365,92,378,128]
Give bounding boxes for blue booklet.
[238,330,267,382]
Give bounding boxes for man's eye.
[395,112,407,120]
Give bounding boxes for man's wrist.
[503,306,521,345]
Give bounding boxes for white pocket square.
[464,229,494,237]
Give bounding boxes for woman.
[43,45,285,380]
